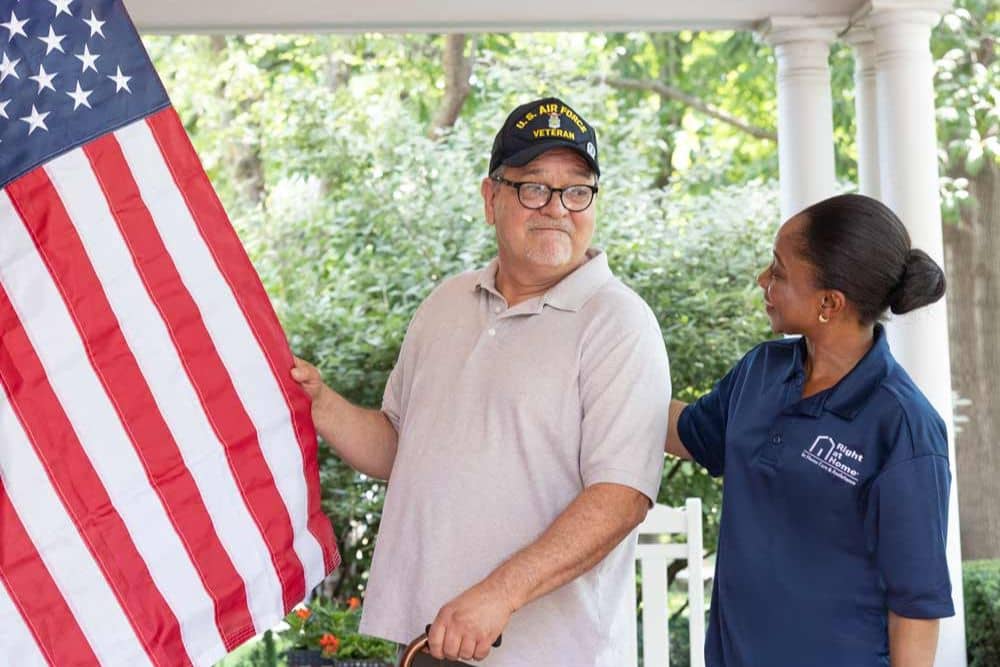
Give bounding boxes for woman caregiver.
[666,194,955,667]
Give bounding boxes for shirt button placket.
[487,298,500,338]
[759,426,783,468]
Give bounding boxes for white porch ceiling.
[129,0,871,34]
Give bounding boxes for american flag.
[0,1,339,664]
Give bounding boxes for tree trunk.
[428,34,474,138]
[209,35,267,207]
[652,33,684,189]
[944,157,1000,560]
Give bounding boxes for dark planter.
[286,649,393,667]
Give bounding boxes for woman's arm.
[888,611,939,667]
[666,399,693,460]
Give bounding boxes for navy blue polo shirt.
[678,325,954,667]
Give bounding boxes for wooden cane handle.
[401,628,503,666]
[400,633,430,667]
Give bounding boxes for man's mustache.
[526,220,574,233]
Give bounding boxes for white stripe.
[116,120,326,590]
[0,190,226,661]
[0,580,51,667]
[0,381,151,664]
[45,147,283,633]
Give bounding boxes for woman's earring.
[819,312,830,323]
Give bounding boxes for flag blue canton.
[0,0,169,188]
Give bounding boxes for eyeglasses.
[492,176,598,212]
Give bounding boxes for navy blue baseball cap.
[489,97,600,176]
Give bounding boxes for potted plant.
[281,597,397,666]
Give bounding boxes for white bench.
[635,498,707,667]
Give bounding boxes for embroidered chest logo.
[802,435,863,486]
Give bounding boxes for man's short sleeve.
[381,361,403,432]
[381,303,426,432]
[676,359,745,477]
[866,453,955,619]
[578,307,670,504]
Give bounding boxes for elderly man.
[292,97,670,666]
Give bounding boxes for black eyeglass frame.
[491,176,599,212]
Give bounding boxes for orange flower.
[319,633,340,656]
[347,597,361,610]
[295,608,311,620]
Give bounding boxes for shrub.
[965,559,1000,667]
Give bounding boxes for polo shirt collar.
[783,324,894,421]
[475,248,612,313]
[475,257,504,299]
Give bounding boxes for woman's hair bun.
[888,249,946,315]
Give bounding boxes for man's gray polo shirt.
[359,250,671,666]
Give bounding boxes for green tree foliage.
[932,0,1000,220]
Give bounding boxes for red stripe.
[83,129,310,610]
[9,160,258,649]
[146,109,338,583]
[0,478,98,666]
[0,279,191,667]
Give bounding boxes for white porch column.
[862,2,965,666]
[844,27,881,197]
[761,18,844,221]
